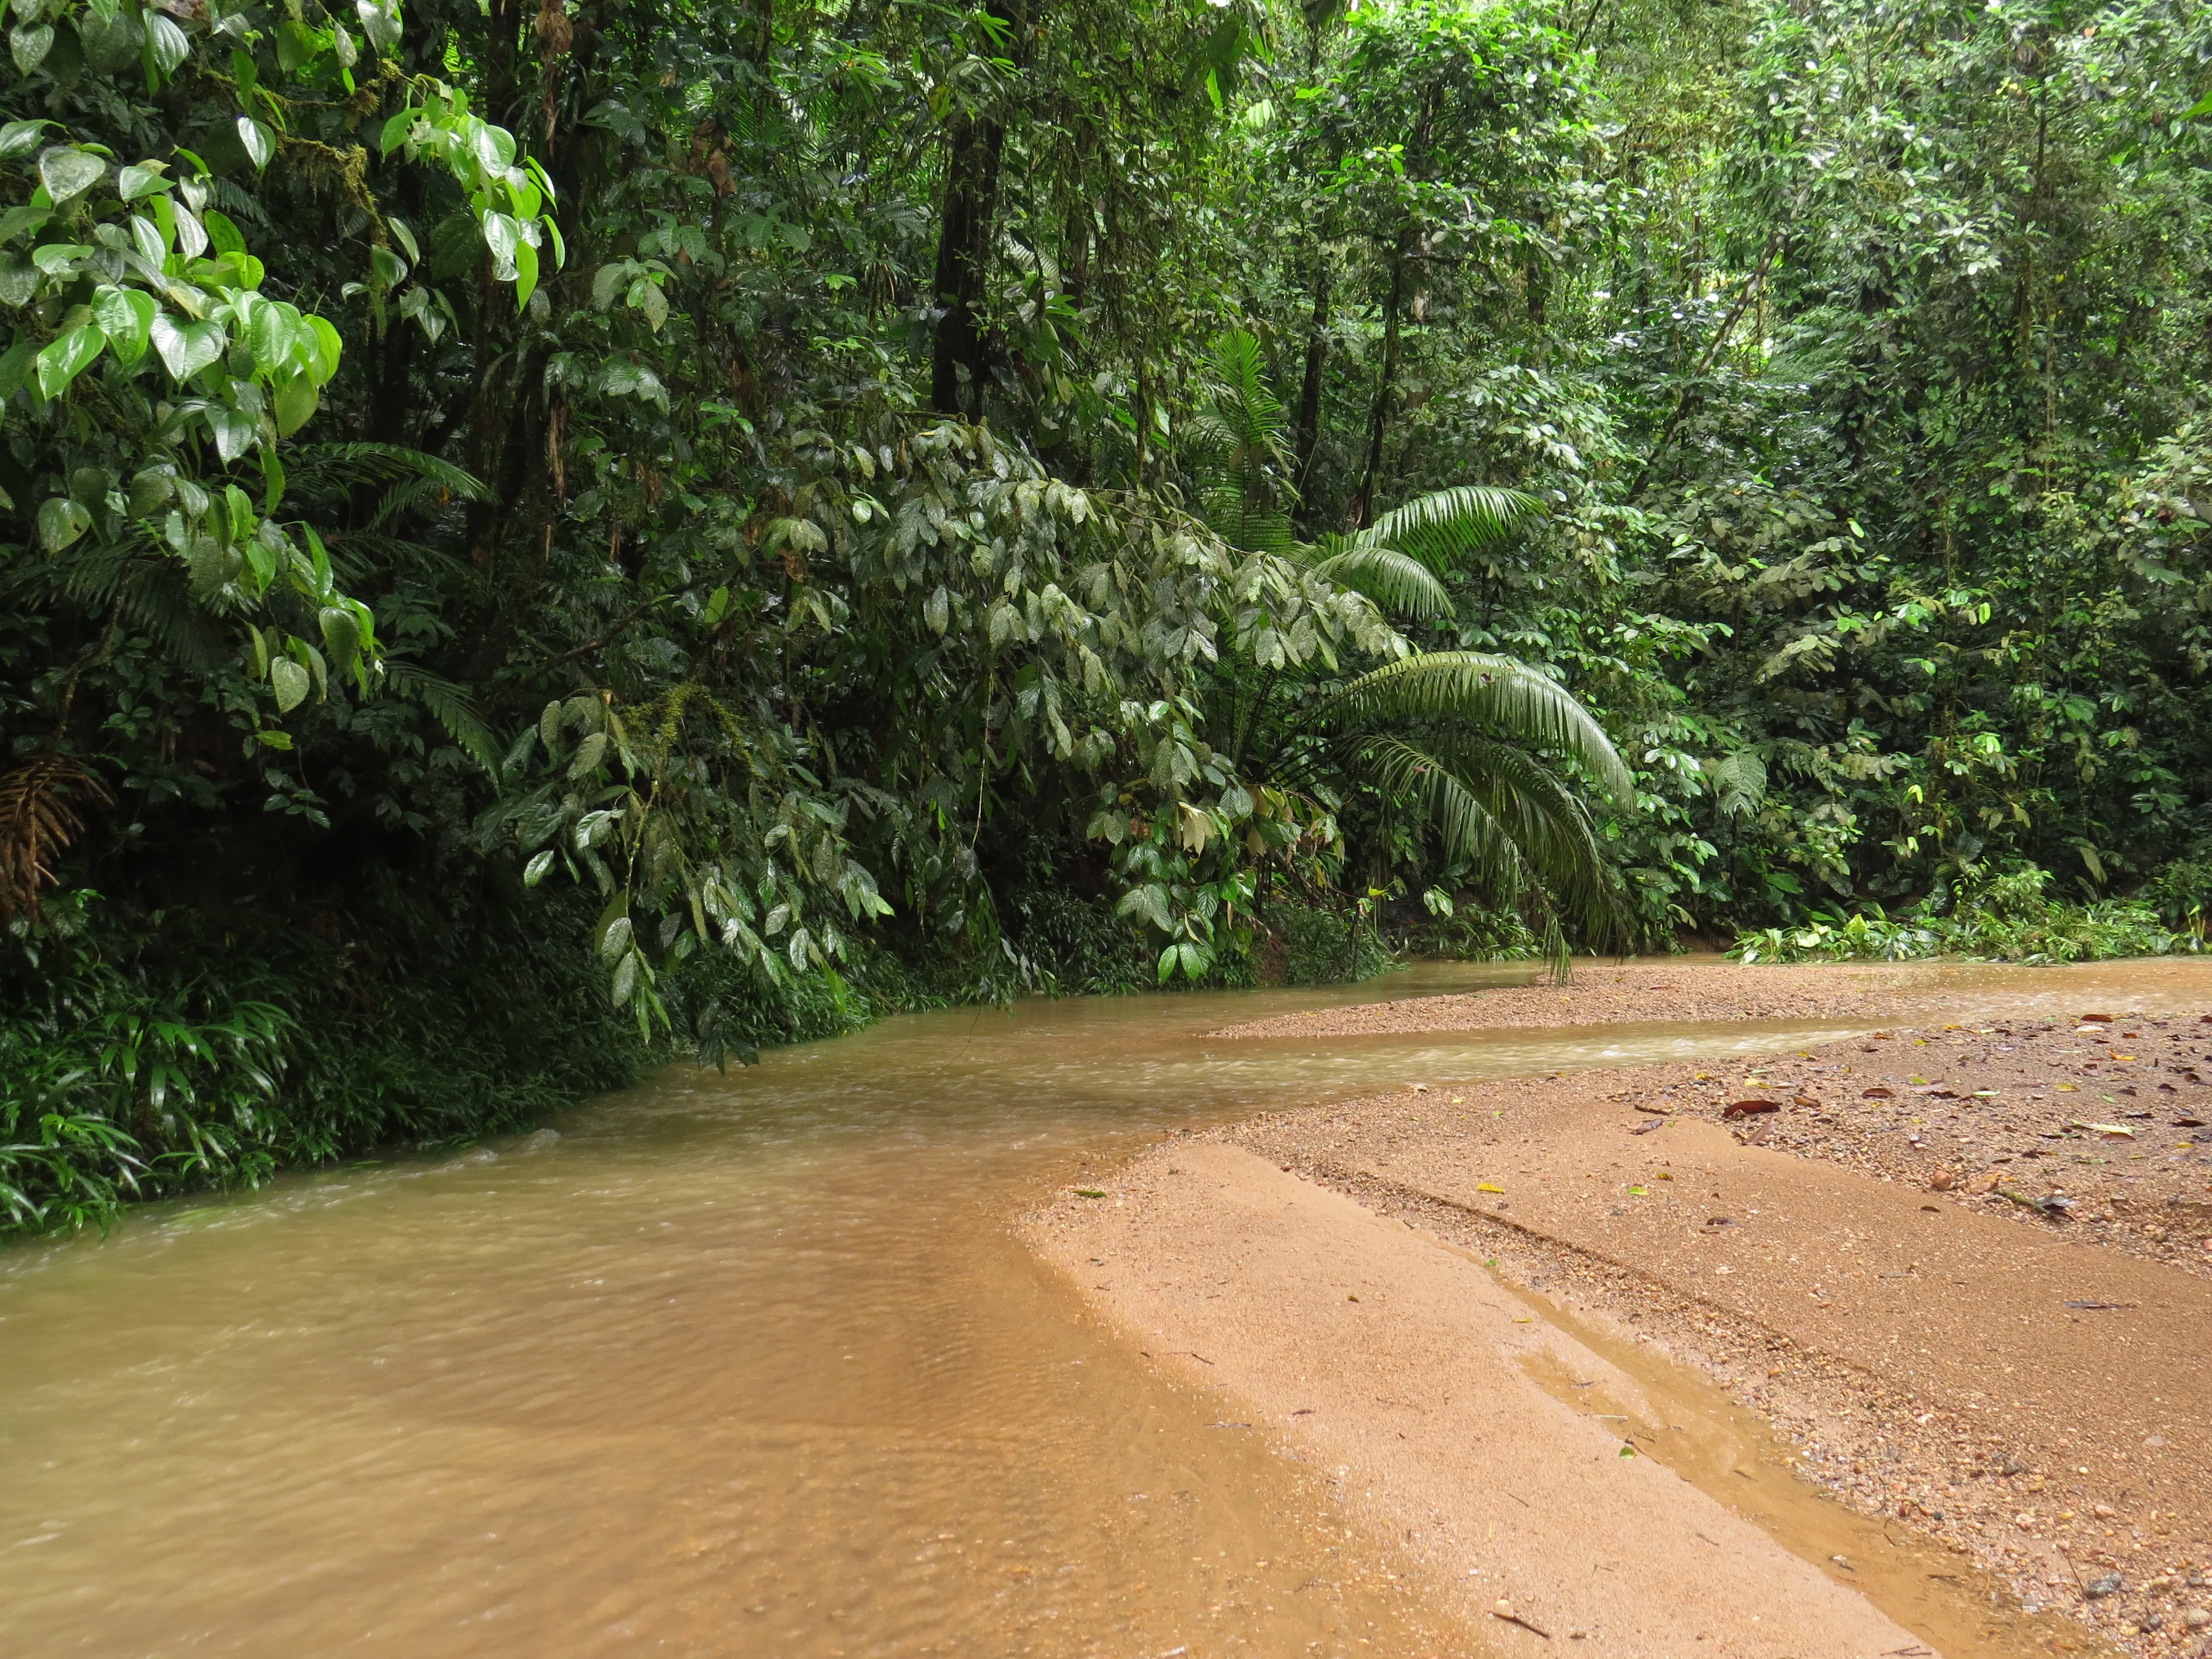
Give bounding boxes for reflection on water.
[3,956,2208,1656]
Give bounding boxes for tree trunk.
[930,2,1030,416]
[1353,223,1413,528]
[1290,259,1330,521]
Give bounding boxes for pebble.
[2186,1608,2211,1630]
[2085,1572,2124,1600]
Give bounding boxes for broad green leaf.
[379,108,415,155]
[9,21,52,74]
[117,163,167,200]
[274,19,320,72]
[304,316,341,383]
[204,403,255,463]
[36,494,89,550]
[481,210,518,267]
[0,204,49,244]
[368,243,407,288]
[523,848,556,886]
[0,119,50,160]
[236,117,274,171]
[203,208,245,257]
[610,950,639,1006]
[35,324,105,397]
[249,300,300,371]
[173,204,207,259]
[924,585,950,634]
[633,276,668,331]
[354,0,399,51]
[0,251,34,306]
[0,337,35,396]
[270,656,310,713]
[90,285,154,365]
[319,604,361,670]
[143,12,187,75]
[273,372,318,436]
[598,914,633,960]
[512,238,538,309]
[30,241,90,275]
[37,145,103,204]
[151,314,224,380]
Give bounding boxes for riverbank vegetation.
[6,0,2212,1230]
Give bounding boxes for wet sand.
[1204,962,1936,1040]
[1030,964,2212,1658]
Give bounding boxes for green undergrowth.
[1730,865,2199,966]
[0,881,888,1241]
[1,884,1415,1241]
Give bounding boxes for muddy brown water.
[5,956,2209,1657]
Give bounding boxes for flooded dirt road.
[4,957,2206,1656]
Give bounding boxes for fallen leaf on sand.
[1723,1099,1780,1119]
[1863,1087,1896,1099]
[2056,1083,2078,1092]
[2072,1121,2135,1139]
[1632,1103,1670,1115]
[1627,1185,1651,1195]
[2079,1013,2115,1024]
[1477,1181,1504,1193]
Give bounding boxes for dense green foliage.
[7,0,2211,1231]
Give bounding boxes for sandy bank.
[1028,971,2212,1658]
[1203,962,1936,1041]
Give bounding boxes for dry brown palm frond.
[0,757,111,920]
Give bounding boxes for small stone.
[2143,1613,2166,1633]
[2094,1503,2117,1519]
[2084,1572,2124,1600]
[2185,1608,2211,1630]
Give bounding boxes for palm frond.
[116,564,231,675]
[385,663,502,775]
[1360,735,1525,897]
[1360,484,1543,571]
[0,756,109,919]
[1321,651,1635,808]
[283,443,492,504]
[1431,735,1618,936]
[1308,538,1454,623]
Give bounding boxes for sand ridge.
[1202,963,1936,1041]
[1027,966,2212,1659]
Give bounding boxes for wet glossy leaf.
[36,494,90,550]
[35,325,105,398]
[151,314,223,382]
[37,145,103,204]
[269,656,310,713]
[236,117,274,171]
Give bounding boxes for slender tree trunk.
[930,113,1006,416]
[1291,260,1330,518]
[928,1,1028,416]
[1353,223,1413,528]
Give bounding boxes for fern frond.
[385,663,502,775]
[116,565,229,675]
[283,443,492,504]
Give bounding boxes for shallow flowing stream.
[6,956,2210,1657]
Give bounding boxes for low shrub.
[1731,865,2192,966]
